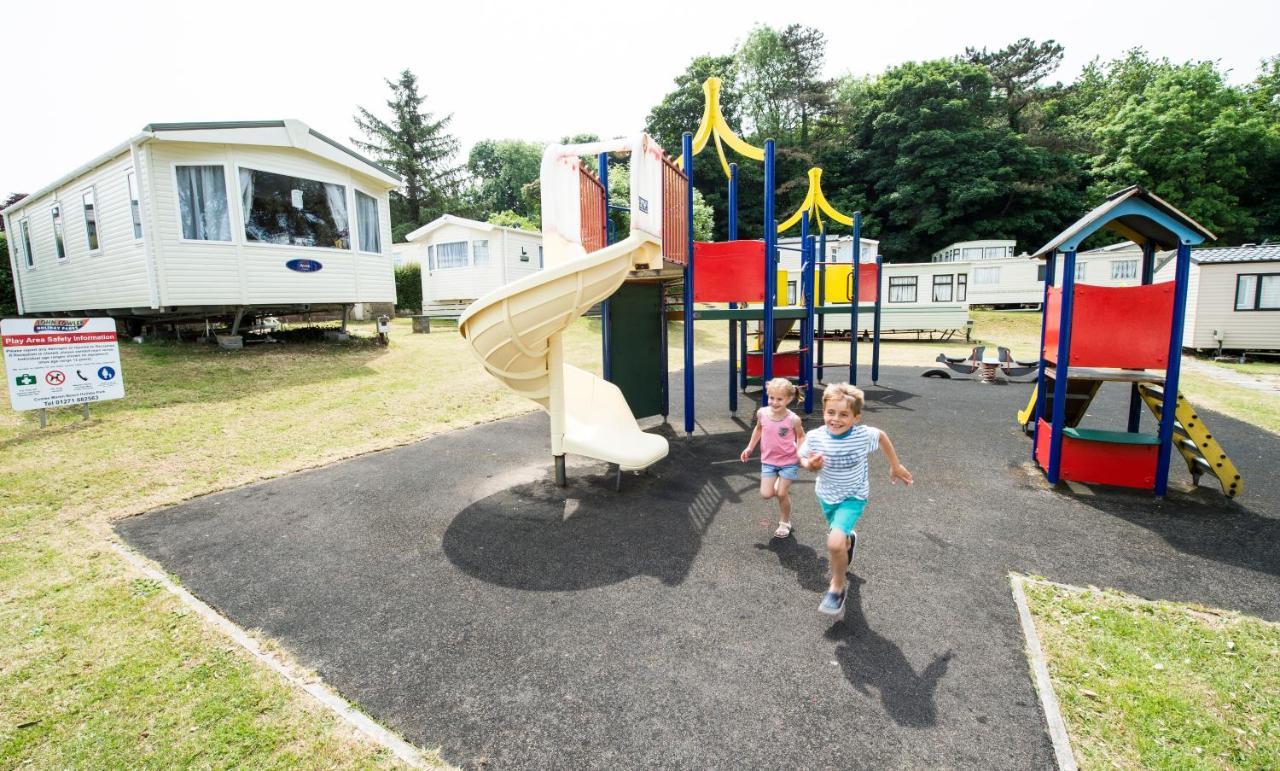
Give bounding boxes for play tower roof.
[1031,185,1215,259]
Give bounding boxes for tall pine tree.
[353,70,462,237]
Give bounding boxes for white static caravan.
[1154,244,1280,352]
[957,242,1151,307]
[404,215,543,312]
[776,237,969,336]
[2,120,399,332]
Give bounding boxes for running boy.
[740,378,806,538]
[798,383,912,615]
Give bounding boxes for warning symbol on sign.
[46,370,66,385]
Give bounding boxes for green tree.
[466,139,544,221]
[393,263,422,314]
[487,210,539,231]
[966,38,1065,134]
[849,59,1081,259]
[0,232,14,315]
[645,56,739,155]
[733,24,832,145]
[353,69,463,234]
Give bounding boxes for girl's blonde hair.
[822,383,865,415]
[765,377,798,404]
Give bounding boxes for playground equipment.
[460,136,683,486]
[676,78,883,434]
[928,346,1037,382]
[1022,185,1241,497]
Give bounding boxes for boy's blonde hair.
[822,382,865,415]
[765,377,798,404]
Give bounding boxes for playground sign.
[2,318,125,412]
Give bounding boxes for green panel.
[1062,426,1161,445]
[607,283,664,419]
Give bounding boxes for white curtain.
[177,165,230,241]
[357,191,380,253]
[324,182,349,249]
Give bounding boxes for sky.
[2,0,1276,194]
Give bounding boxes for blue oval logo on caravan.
[286,259,323,273]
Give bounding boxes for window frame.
[932,273,954,303]
[127,170,143,241]
[354,188,382,255]
[172,163,234,244]
[888,275,917,303]
[18,216,35,269]
[472,239,490,267]
[1036,264,1047,282]
[786,280,797,306]
[81,185,101,254]
[1074,262,1087,281]
[1110,258,1138,281]
[956,274,967,302]
[973,266,1001,285]
[233,162,352,251]
[433,240,469,270]
[1235,272,1280,312]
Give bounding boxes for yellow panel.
[822,264,853,303]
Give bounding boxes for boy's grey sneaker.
[819,588,846,615]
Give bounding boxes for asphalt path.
[117,363,1280,770]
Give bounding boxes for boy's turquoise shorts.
[819,497,868,535]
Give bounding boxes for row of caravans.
[2,120,399,333]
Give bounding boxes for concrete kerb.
[1010,573,1079,771]
[110,540,439,770]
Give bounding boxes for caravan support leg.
[341,304,350,334]
[230,307,249,336]
[554,455,567,487]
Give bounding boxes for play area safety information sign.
[2,318,125,411]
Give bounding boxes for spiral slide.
[458,136,671,478]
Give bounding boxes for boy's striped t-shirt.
[798,424,882,503]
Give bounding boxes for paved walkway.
[1181,356,1280,394]
[117,365,1279,770]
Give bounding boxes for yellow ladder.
[1138,383,1243,498]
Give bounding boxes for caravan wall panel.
[7,152,151,313]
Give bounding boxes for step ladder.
[1137,383,1242,498]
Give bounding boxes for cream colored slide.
[459,135,674,482]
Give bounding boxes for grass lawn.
[0,316,728,768]
[1023,578,1280,769]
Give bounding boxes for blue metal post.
[728,163,738,413]
[871,250,883,384]
[598,152,613,382]
[817,229,827,381]
[1031,251,1056,459]
[682,132,695,436]
[1127,240,1157,432]
[762,139,776,405]
[1046,250,1078,484]
[850,215,861,385]
[1155,243,1192,496]
[800,212,815,412]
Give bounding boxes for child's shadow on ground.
[754,535,828,592]
[825,575,953,728]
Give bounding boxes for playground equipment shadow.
[115,365,1278,770]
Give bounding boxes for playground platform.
[116,365,1279,770]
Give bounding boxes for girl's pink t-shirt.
[758,408,800,466]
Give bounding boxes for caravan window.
[1235,274,1280,311]
[888,276,917,303]
[1111,259,1138,280]
[1075,262,1087,281]
[787,281,797,305]
[1037,264,1047,282]
[957,274,967,301]
[435,241,468,269]
[82,188,100,251]
[51,205,66,260]
[19,218,34,268]
[983,246,1006,259]
[240,168,348,249]
[973,266,1001,285]
[127,172,143,239]
[175,165,231,242]
[355,191,381,253]
[932,274,954,302]
[473,240,490,266]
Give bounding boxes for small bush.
[394,263,422,314]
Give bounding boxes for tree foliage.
[487,210,539,231]
[353,70,463,234]
[393,263,422,314]
[466,139,543,223]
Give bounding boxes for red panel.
[1043,283,1174,369]
[746,349,805,378]
[1034,419,1159,490]
[857,263,879,303]
[692,240,767,302]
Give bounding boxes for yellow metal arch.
[676,77,764,178]
[777,167,854,233]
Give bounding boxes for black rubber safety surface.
[117,364,1279,770]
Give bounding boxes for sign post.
[2,318,126,424]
